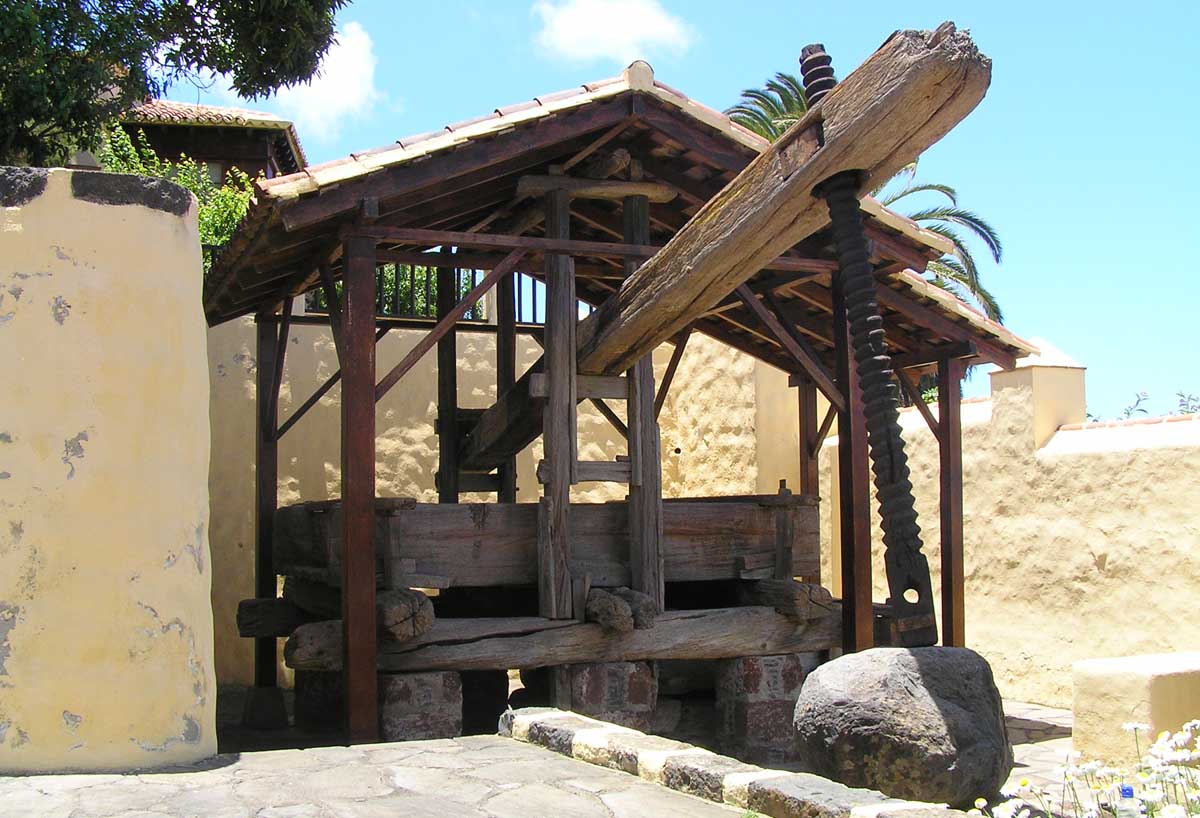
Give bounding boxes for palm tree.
[727,73,1005,322]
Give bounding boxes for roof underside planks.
[204,30,1036,448]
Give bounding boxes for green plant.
[726,73,1005,321]
[1120,392,1150,420]
[975,721,1200,818]
[1177,393,1199,415]
[0,0,346,166]
[98,126,254,272]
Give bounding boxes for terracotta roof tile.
[123,99,307,169]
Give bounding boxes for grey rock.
[746,771,888,818]
[793,647,1013,808]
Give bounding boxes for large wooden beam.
[275,498,821,588]
[461,27,991,470]
[286,608,840,673]
[496,260,518,502]
[340,235,379,741]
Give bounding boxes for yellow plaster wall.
[0,169,215,772]
[806,364,1200,708]
[207,321,760,685]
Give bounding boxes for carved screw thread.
[820,172,936,644]
[800,44,837,106]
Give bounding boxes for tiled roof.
[123,99,307,168]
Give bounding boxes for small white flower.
[1159,805,1186,818]
[1124,722,1152,733]
[975,798,989,810]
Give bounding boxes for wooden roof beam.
[455,26,992,469]
[517,175,676,203]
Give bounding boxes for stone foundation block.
[1073,652,1200,765]
[379,671,462,741]
[570,661,657,730]
[716,654,806,765]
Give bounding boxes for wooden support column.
[341,235,379,742]
[436,264,459,503]
[833,273,873,653]
[541,187,575,709]
[244,306,289,728]
[938,355,966,647]
[796,377,821,585]
[496,265,518,502]
[623,191,664,610]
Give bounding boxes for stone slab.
[0,735,748,818]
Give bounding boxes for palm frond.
[906,206,1003,263]
[881,182,958,207]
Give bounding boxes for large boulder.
[793,647,1012,807]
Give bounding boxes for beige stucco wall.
[808,360,1200,708]
[0,169,215,771]
[208,321,762,685]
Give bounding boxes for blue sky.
[172,0,1200,418]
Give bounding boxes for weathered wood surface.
[736,579,837,621]
[237,597,309,638]
[286,607,840,672]
[285,616,579,671]
[282,577,434,641]
[275,498,820,589]
[516,175,677,203]
[460,26,991,470]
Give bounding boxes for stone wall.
[207,319,763,685]
[0,168,215,771]
[802,353,1200,708]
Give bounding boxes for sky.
[170,0,1200,419]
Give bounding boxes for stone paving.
[0,735,750,818]
[1003,700,1076,802]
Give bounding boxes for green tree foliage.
[98,125,253,272]
[0,0,346,166]
[726,71,1005,322]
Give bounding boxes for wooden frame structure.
[214,30,1037,741]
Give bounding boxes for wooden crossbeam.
[735,285,844,412]
[897,369,942,441]
[276,326,391,440]
[461,26,992,471]
[517,175,676,203]
[530,373,626,400]
[352,227,837,274]
[654,327,691,418]
[877,286,1014,368]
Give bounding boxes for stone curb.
[500,707,971,818]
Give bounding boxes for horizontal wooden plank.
[536,459,631,485]
[284,607,840,671]
[530,373,627,400]
[517,175,677,203]
[274,499,820,589]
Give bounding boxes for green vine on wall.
[98,126,254,273]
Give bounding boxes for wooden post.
[833,273,873,653]
[243,309,288,728]
[541,188,575,709]
[938,355,966,647]
[341,236,379,741]
[797,377,821,584]
[623,192,664,610]
[540,187,574,616]
[496,265,518,502]
[436,264,459,503]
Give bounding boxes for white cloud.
[532,0,694,65]
[221,21,382,144]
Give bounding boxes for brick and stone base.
[716,654,806,765]
[379,671,463,741]
[570,661,658,731]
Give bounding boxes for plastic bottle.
[1114,785,1141,818]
